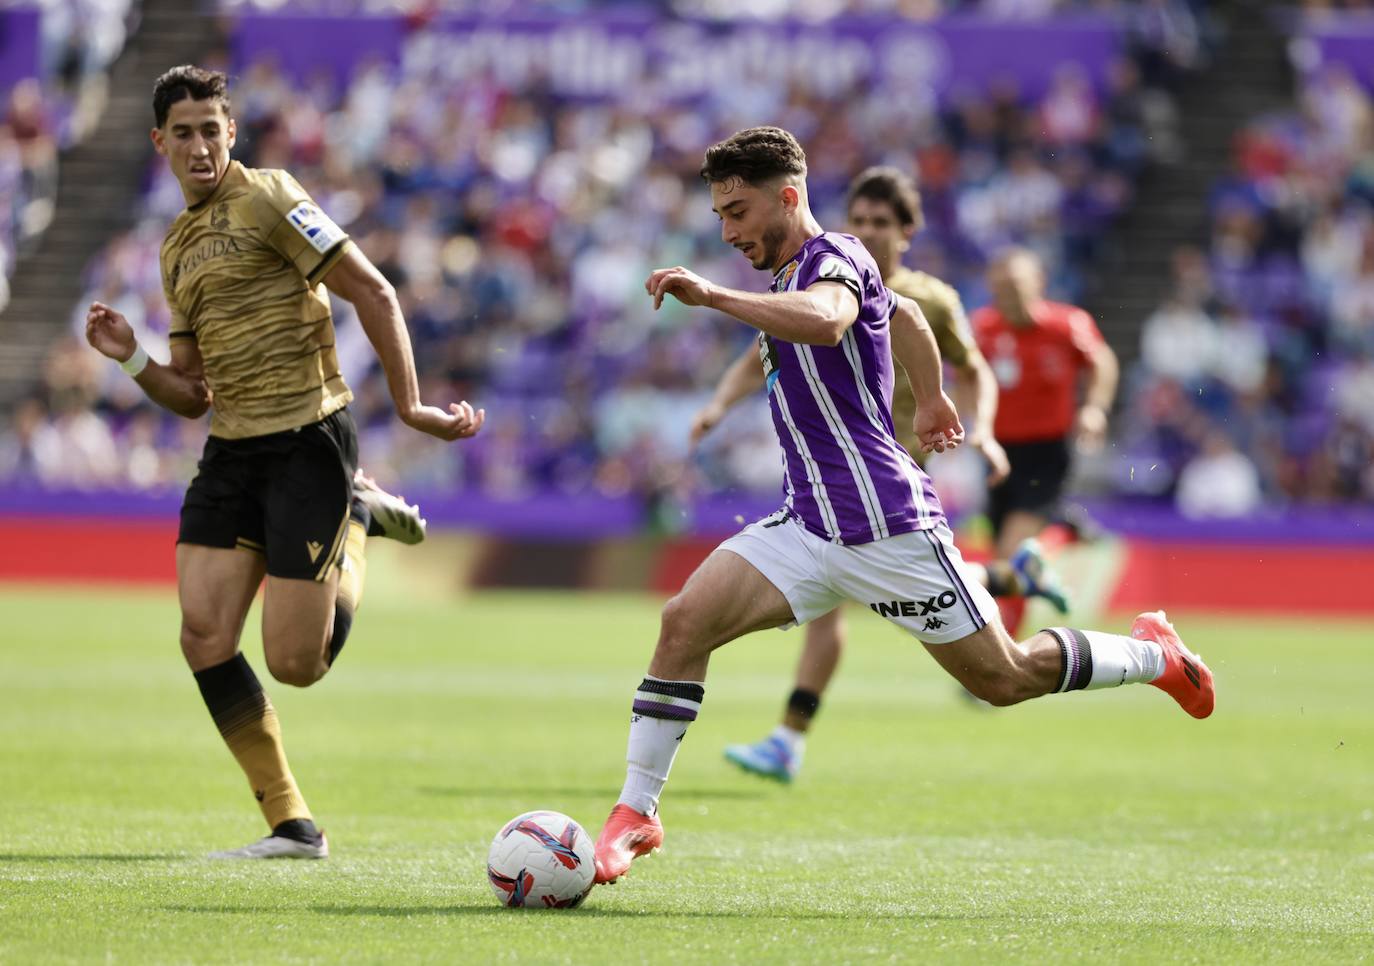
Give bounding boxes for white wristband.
[119,343,150,377]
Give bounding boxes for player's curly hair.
[700,126,807,187]
[847,166,924,233]
[153,65,231,128]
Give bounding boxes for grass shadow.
[162,903,999,922]
[417,786,768,802]
[0,853,182,863]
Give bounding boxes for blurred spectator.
[1,81,60,294]
[1175,430,1263,519]
[1139,297,1217,387]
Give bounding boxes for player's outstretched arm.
[954,351,1010,483]
[690,347,765,446]
[85,301,210,418]
[645,266,857,346]
[324,246,484,442]
[890,294,963,454]
[1076,342,1119,452]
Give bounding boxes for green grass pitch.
[1,582,1371,963]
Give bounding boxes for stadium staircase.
[1085,0,1292,366]
[0,0,219,406]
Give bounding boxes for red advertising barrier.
[1107,541,1374,616]
[0,518,178,584]
[3,512,1373,616]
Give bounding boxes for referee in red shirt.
[972,247,1119,634]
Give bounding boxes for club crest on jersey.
[775,261,799,292]
[286,201,346,255]
[210,202,231,231]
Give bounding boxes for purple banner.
[0,6,41,91]
[1077,498,1374,548]
[232,13,1121,102]
[5,486,1374,546]
[1299,13,1374,90]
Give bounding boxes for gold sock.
[337,519,368,613]
[194,655,312,829]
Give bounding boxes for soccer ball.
[486,810,595,909]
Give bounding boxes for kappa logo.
[305,540,324,563]
[870,591,958,619]
[923,617,948,632]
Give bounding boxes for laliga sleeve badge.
[286,201,346,255]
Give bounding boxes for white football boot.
[353,469,426,545]
[208,831,329,860]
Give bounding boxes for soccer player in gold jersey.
[84,66,484,857]
[694,167,1070,782]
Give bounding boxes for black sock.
[194,653,264,724]
[325,604,353,666]
[272,818,321,844]
[351,496,382,538]
[787,687,821,721]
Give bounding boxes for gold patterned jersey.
[161,160,353,439]
[886,266,981,462]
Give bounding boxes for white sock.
[1084,630,1164,688]
[1047,628,1165,691]
[617,677,704,817]
[771,724,805,756]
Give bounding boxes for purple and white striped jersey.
[759,231,945,545]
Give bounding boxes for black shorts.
[987,437,1071,534]
[179,408,358,580]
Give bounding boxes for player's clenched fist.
[689,400,727,448]
[85,301,138,363]
[913,390,964,454]
[645,266,716,310]
[974,435,1012,485]
[401,400,486,441]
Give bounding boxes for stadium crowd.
[1119,60,1374,513]
[2,1,1234,521]
[0,0,139,311]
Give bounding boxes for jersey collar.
[186,160,243,213]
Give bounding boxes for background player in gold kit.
[84,66,484,857]
[694,167,1070,782]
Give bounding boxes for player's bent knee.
[657,595,711,659]
[179,618,236,669]
[264,647,326,688]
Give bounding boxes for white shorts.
[718,510,998,645]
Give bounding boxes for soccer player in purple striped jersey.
[591,127,1215,886]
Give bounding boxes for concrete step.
[1084,0,1292,363]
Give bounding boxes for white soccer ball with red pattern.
[486,810,595,909]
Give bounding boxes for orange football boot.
[1132,610,1215,719]
[593,804,663,884]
